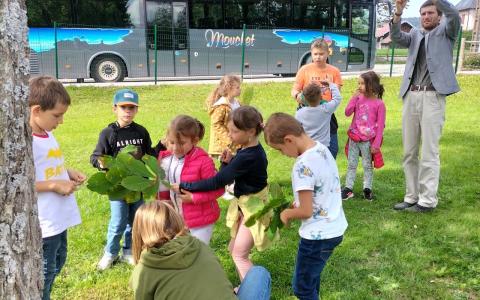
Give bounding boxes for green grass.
[51,76,480,299]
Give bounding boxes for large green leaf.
[244,196,263,214]
[124,155,153,178]
[121,175,154,191]
[105,164,125,185]
[142,154,160,178]
[270,182,284,200]
[87,172,110,194]
[142,180,159,200]
[124,191,142,204]
[107,184,129,199]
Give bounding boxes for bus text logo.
[205,29,255,48]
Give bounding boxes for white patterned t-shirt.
[292,142,348,240]
[33,132,81,238]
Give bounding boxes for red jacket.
[157,147,223,228]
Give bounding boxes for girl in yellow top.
[206,74,242,157]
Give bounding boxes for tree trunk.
[0,0,43,299]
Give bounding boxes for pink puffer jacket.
[158,147,223,228]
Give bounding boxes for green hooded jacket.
[131,235,237,300]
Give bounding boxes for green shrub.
[464,53,480,68]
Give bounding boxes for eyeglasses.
[117,105,137,111]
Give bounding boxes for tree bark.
[0,0,43,299]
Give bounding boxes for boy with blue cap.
[91,88,164,270]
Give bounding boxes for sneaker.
[363,188,374,201]
[97,253,118,271]
[121,249,135,265]
[393,202,416,210]
[341,187,354,200]
[405,204,435,213]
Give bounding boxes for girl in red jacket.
[157,115,224,244]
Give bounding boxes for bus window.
[349,47,364,64]
[268,0,292,28]
[334,0,349,28]
[352,7,370,36]
[224,0,267,28]
[26,0,140,27]
[191,0,222,28]
[293,0,331,29]
[146,0,173,50]
[173,2,188,50]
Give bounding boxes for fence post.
[458,37,466,73]
[241,24,246,79]
[346,30,351,71]
[54,21,59,79]
[154,25,158,85]
[389,42,395,77]
[455,29,463,73]
[322,26,325,39]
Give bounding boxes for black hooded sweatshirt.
[90,121,165,169]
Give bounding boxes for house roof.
[456,0,476,11]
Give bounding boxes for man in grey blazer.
[390,0,460,212]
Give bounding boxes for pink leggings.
[228,217,254,281]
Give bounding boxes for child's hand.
[171,184,180,193]
[178,190,193,203]
[280,210,290,227]
[220,149,233,163]
[295,93,303,105]
[68,169,86,185]
[52,180,78,196]
[371,147,380,154]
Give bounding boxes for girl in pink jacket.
[342,71,386,201]
[157,115,223,244]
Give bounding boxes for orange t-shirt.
[293,63,343,100]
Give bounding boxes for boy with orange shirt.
[291,39,343,159]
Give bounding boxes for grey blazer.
[390,0,461,98]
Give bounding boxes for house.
[456,0,477,31]
[376,19,418,48]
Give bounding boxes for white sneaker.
[97,253,117,271]
[121,249,135,265]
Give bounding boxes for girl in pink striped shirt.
[342,71,386,201]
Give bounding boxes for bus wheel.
[91,56,126,82]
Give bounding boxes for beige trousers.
[402,90,446,208]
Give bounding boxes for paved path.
[62,64,479,87]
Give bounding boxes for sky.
[402,0,463,17]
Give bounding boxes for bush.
[464,53,480,68]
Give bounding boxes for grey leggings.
[345,139,373,190]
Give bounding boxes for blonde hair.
[205,74,241,109]
[310,39,329,52]
[132,201,187,264]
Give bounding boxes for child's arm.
[280,190,313,225]
[371,101,387,151]
[67,169,87,184]
[291,68,305,104]
[319,84,342,114]
[90,129,111,169]
[345,95,359,117]
[35,180,77,196]
[178,154,249,192]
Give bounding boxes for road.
[62,64,478,87]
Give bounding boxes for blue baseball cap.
[113,89,139,106]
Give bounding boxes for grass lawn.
[51,76,479,299]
